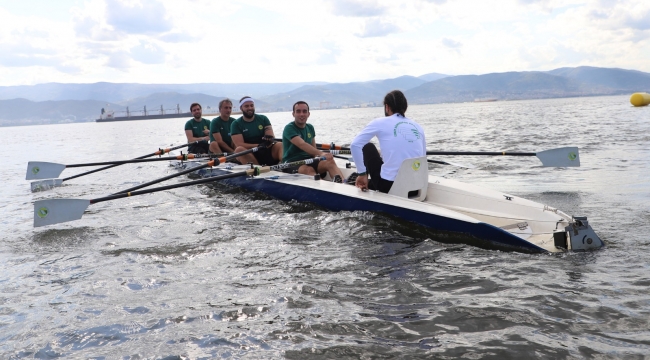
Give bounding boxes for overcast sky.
[0,0,648,86]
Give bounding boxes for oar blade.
[34,199,90,227]
[31,179,64,192]
[26,161,66,180]
[537,147,580,167]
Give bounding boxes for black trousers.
[362,143,393,193]
[188,141,209,154]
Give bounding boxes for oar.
[27,141,206,184]
[31,153,226,169]
[112,147,261,195]
[33,157,326,227]
[425,147,580,167]
[427,159,476,169]
[319,149,475,168]
[275,138,346,150]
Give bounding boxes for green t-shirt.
[210,116,236,145]
[282,121,316,163]
[230,114,272,144]
[184,118,211,138]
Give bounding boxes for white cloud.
[105,0,173,34]
[0,0,649,85]
[329,0,387,17]
[130,40,166,64]
[358,19,401,37]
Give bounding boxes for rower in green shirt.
[209,98,236,154]
[231,96,283,165]
[184,102,210,154]
[281,101,344,182]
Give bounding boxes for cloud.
[105,0,173,35]
[130,40,166,64]
[315,43,341,65]
[624,9,650,30]
[442,37,462,48]
[106,52,131,70]
[158,32,199,43]
[330,0,387,17]
[358,18,401,37]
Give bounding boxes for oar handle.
[61,141,202,181]
[94,157,326,204]
[91,167,264,204]
[64,152,226,167]
[112,147,261,194]
[275,138,348,151]
[320,150,351,155]
[425,151,536,156]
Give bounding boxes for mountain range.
[1,67,648,126]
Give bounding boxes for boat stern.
[553,216,604,251]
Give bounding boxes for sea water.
[0,95,649,358]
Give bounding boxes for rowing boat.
[173,156,604,253]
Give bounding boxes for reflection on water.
[1,95,649,357]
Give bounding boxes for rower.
[184,103,211,154]
[209,98,236,154]
[231,96,283,165]
[350,90,427,193]
[281,101,344,182]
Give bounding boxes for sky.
[0,0,648,86]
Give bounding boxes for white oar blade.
[34,199,91,227]
[31,179,64,192]
[26,161,66,180]
[536,147,580,167]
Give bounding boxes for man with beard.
[231,96,282,165]
[282,101,344,182]
[184,102,211,154]
[209,98,236,154]
[350,90,426,193]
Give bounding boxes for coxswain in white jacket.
[350,90,426,193]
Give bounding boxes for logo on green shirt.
[258,125,263,130]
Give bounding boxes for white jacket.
[350,113,426,181]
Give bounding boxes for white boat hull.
[174,159,604,253]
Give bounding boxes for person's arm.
[263,125,274,139]
[288,136,325,157]
[214,133,235,153]
[185,129,209,143]
[231,134,258,149]
[350,120,378,174]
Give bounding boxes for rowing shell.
[173,158,604,253]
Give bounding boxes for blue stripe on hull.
[198,168,547,253]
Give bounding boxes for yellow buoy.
[630,92,650,107]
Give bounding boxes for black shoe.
[346,172,358,185]
[333,175,343,183]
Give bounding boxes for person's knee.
[298,165,315,175]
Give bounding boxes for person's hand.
[322,153,333,161]
[203,129,210,135]
[355,174,368,191]
[262,135,274,142]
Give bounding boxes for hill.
[0,98,123,126]
[0,82,328,103]
[546,66,650,91]
[259,75,427,109]
[405,68,650,104]
[2,66,649,126]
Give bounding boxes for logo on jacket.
[258,125,263,130]
[393,122,421,142]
